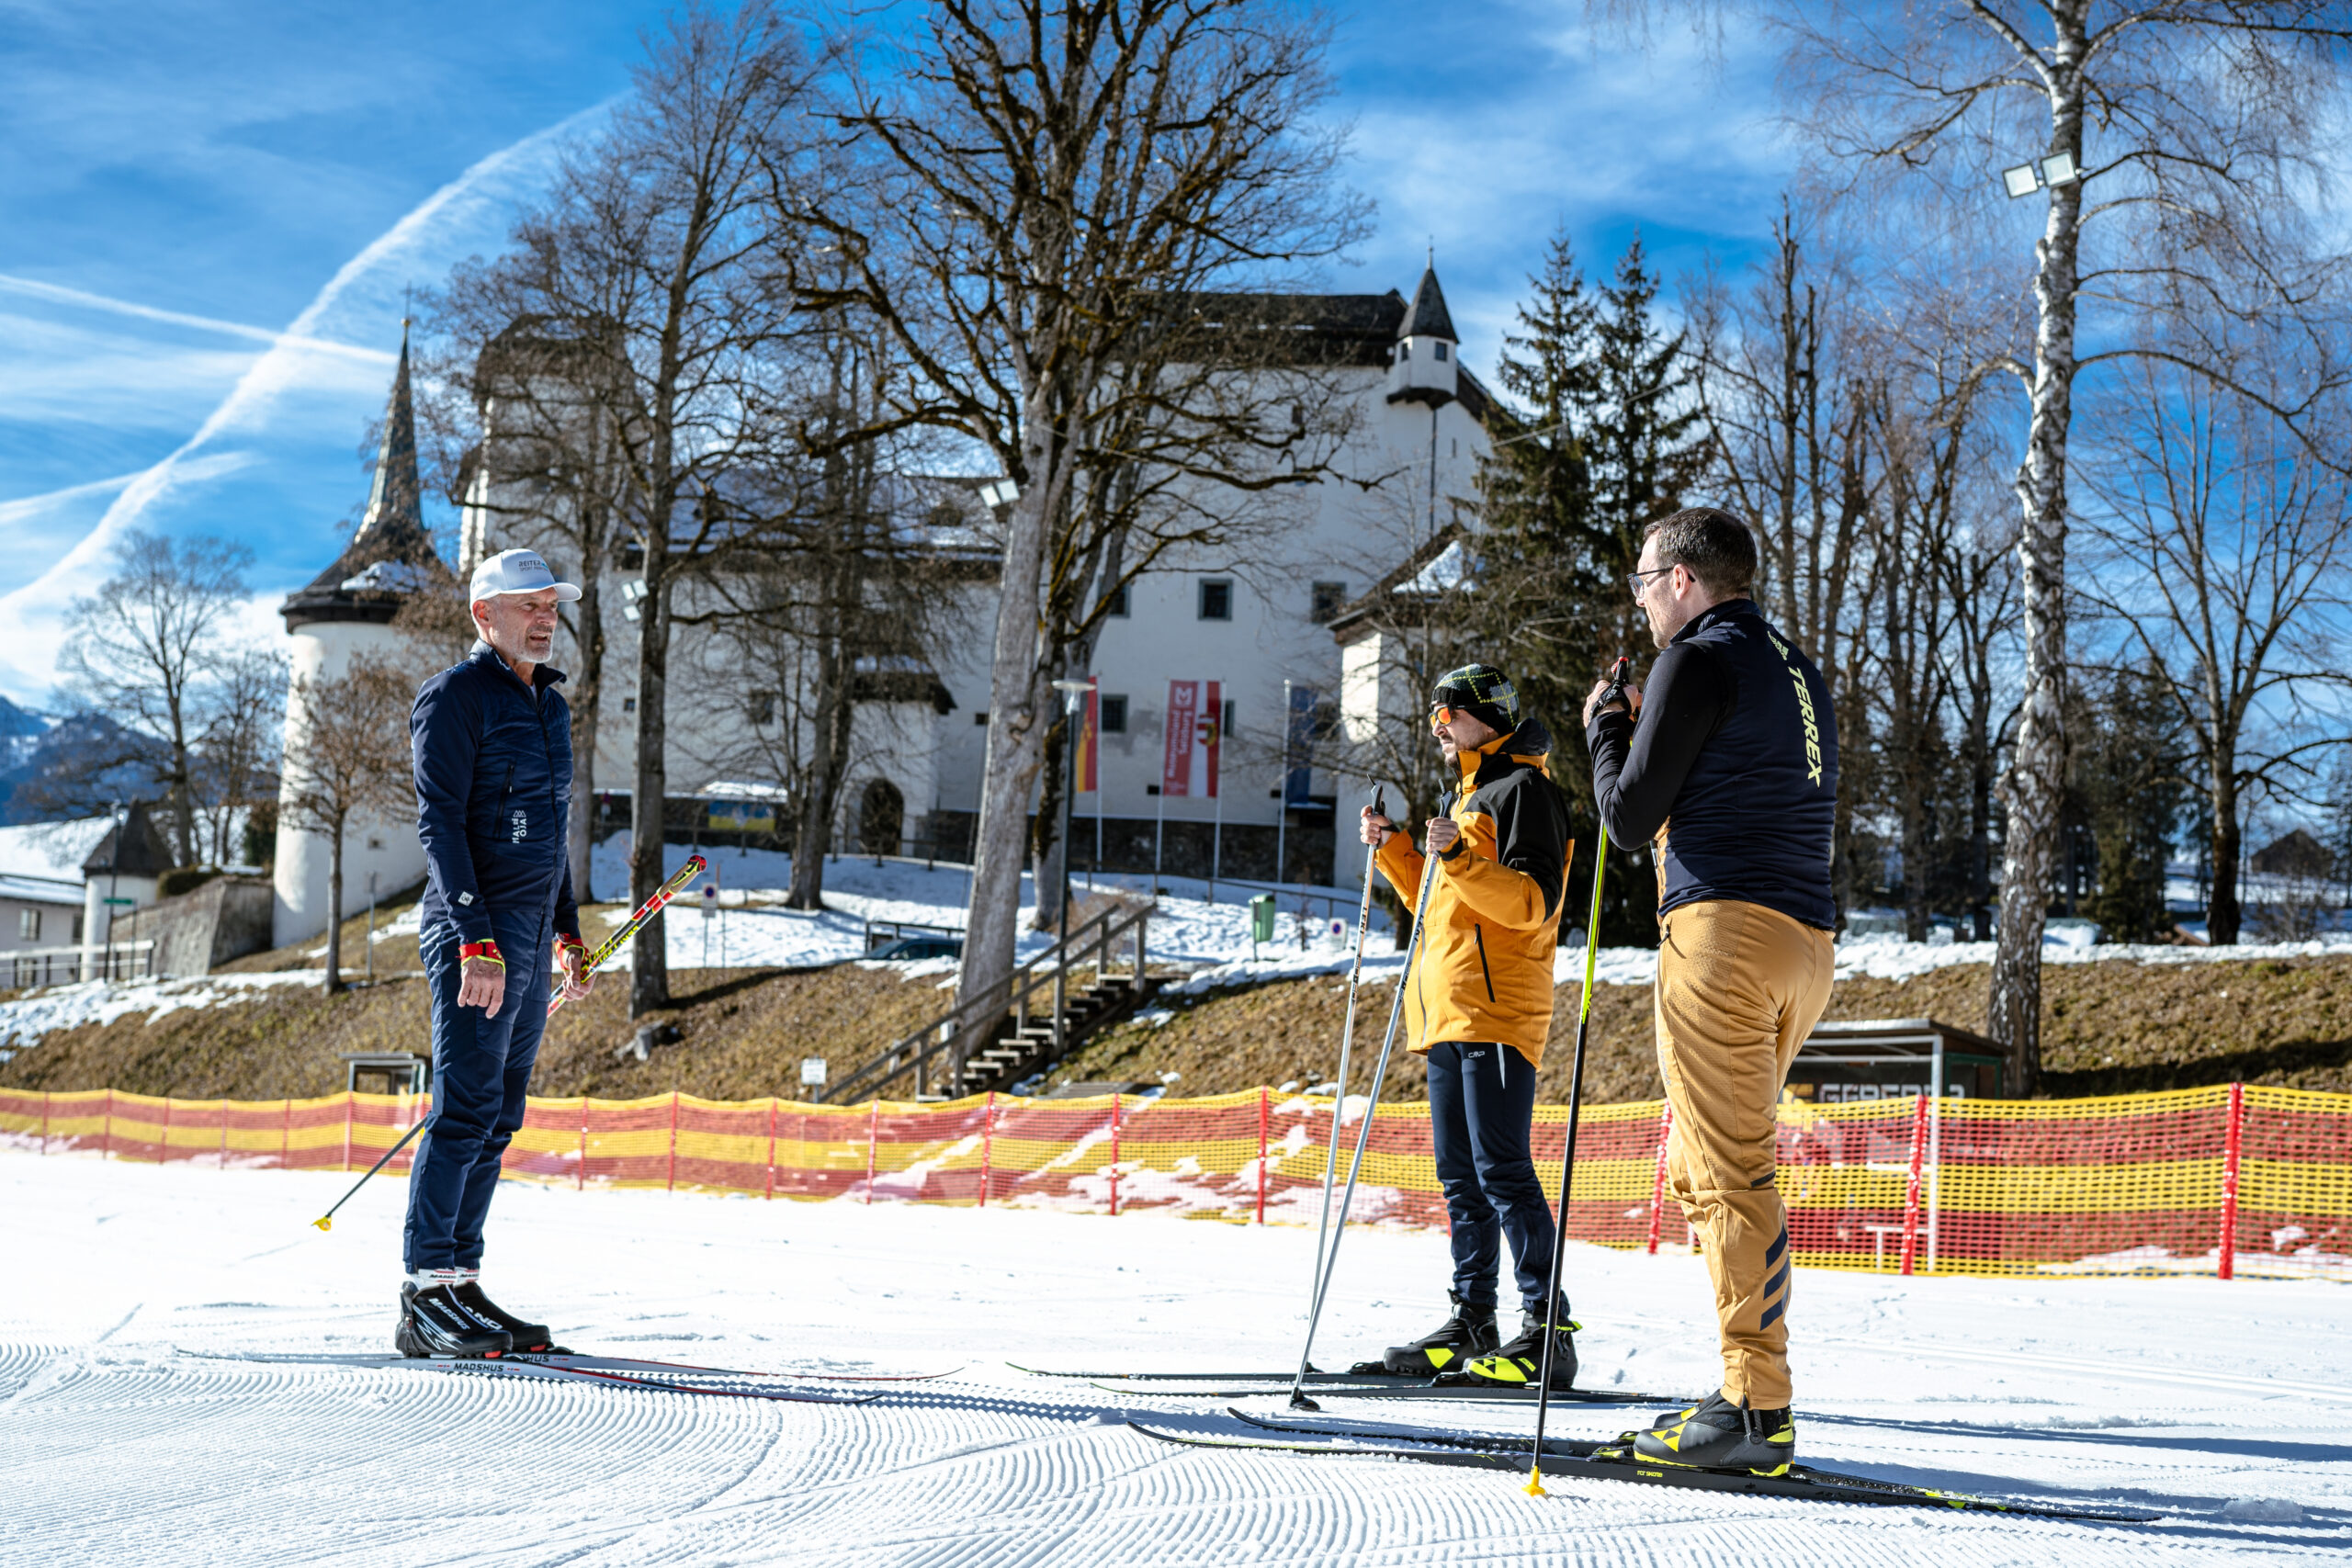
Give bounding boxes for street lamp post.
[1051,679,1092,1058]
[103,798,124,983]
[1275,679,1292,894]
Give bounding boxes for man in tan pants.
[1584,507,1838,1476]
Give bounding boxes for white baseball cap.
[469,548,581,604]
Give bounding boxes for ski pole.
[1288,824,1443,1411]
[1527,658,1627,1496]
[311,854,708,1231]
[548,854,708,1018]
[1305,786,1387,1305]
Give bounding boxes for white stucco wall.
[272,619,430,948]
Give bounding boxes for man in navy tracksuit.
[397,547,595,1359]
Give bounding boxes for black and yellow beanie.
[1431,663,1520,737]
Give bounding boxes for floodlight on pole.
[979,478,1020,509]
[2002,152,2082,198]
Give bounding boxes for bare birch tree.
[1761,0,2352,1091]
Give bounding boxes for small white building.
[77,802,172,976]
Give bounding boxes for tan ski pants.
[1654,898,1835,1409]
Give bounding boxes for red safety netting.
[2,1082,2343,1280]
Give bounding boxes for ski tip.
[311,1216,333,1232]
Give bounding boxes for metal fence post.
[2219,1081,2245,1281]
[1257,1087,1269,1224]
[1646,1103,1674,1256]
[1899,1093,1929,1276]
[865,1099,879,1204]
[978,1091,996,1208]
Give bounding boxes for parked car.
[865,935,963,961]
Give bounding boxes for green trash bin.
[1248,894,1277,957]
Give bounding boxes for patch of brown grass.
[1,888,955,1099]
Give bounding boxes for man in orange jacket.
[1360,663,1577,1389]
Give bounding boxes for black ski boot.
[396,1282,512,1358]
[1631,1392,1795,1475]
[1365,1291,1498,1376]
[453,1281,565,1354]
[1464,1298,1577,1389]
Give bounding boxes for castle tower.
[272,326,450,947]
[1385,265,1459,408]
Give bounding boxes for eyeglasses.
[1429,703,1460,735]
[1628,565,1675,599]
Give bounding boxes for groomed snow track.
[3,1153,2346,1565]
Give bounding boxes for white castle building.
[272,270,1493,942]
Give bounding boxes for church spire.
[356,321,424,547]
[279,321,450,631]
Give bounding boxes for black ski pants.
[403,914,553,1273]
[1426,1041,1558,1316]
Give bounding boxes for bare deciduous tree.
[803,0,1363,1032]
[193,648,288,867]
[59,529,254,867]
[1770,0,2352,1092]
[431,0,827,1016]
[281,654,417,994]
[2080,359,2352,945]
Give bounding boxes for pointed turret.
[280,324,450,629]
[1386,265,1459,408]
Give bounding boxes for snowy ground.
[5,1152,2346,1565]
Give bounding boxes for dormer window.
[1434,342,1448,361]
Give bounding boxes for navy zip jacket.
[412,641,582,950]
[1586,599,1838,931]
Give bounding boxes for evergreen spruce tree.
[1475,229,1705,946]
[2080,664,2189,943]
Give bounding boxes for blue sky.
[0,0,1795,707]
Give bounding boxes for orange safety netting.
[2,1083,2344,1281]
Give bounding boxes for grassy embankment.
[1,882,2345,1102]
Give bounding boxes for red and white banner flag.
[1161,679,1221,798]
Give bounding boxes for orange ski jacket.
[1374,718,1575,1070]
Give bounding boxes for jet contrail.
[0,98,611,695]
[0,275,398,363]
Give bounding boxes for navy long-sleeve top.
[411,641,581,948]
[1586,599,1838,931]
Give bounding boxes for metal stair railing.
[820,903,1152,1105]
